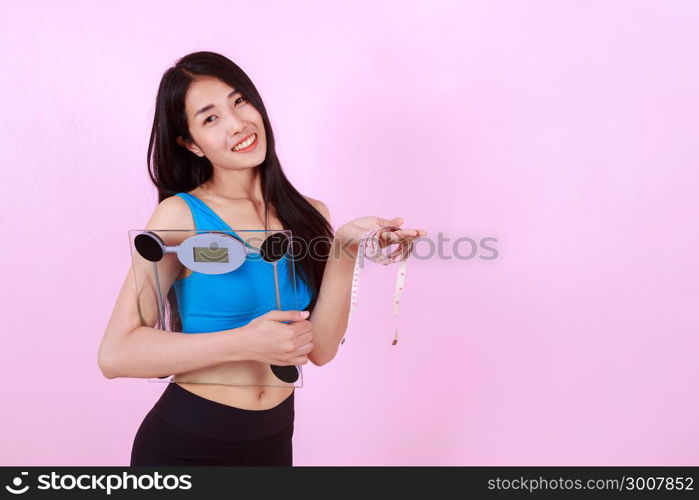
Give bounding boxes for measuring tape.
[343,225,414,346]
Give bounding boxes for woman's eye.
[203,98,247,124]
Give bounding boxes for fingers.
[298,341,314,354]
[294,330,313,348]
[284,340,314,366]
[276,354,310,366]
[289,329,313,365]
[289,354,310,365]
[394,228,428,238]
[290,319,312,335]
[266,309,309,322]
[385,218,428,238]
[380,228,429,247]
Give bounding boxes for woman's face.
[177,76,266,169]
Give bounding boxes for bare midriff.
[173,379,294,411]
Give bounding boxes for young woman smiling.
[98,51,426,466]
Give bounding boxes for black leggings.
[130,383,295,466]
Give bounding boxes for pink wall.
[1,0,698,465]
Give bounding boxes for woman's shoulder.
[145,193,195,231]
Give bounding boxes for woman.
[98,51,427,466]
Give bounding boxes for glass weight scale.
[128,228,305,388]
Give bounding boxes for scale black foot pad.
[270,365,299,383]
[134,232,165,262]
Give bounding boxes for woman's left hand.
[335,216,428,257]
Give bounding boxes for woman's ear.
[176,136,204,157]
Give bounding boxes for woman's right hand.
[238,310,314,366]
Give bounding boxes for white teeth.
[233,134,256,151]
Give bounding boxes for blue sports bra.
[171,192,313,334]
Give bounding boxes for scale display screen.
[193,246,229,263]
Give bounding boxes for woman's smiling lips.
[231,133,258,153]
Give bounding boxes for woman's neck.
[201,167,263,203]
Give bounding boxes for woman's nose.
[220,110,243,134]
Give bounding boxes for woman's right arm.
[97,196,246,379]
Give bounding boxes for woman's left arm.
[306,231,356,366]
[305,198,427,366]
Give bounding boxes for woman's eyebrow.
[194,89,238,117]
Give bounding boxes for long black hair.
[146,51,332,319]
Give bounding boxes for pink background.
[1,0,698,465]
